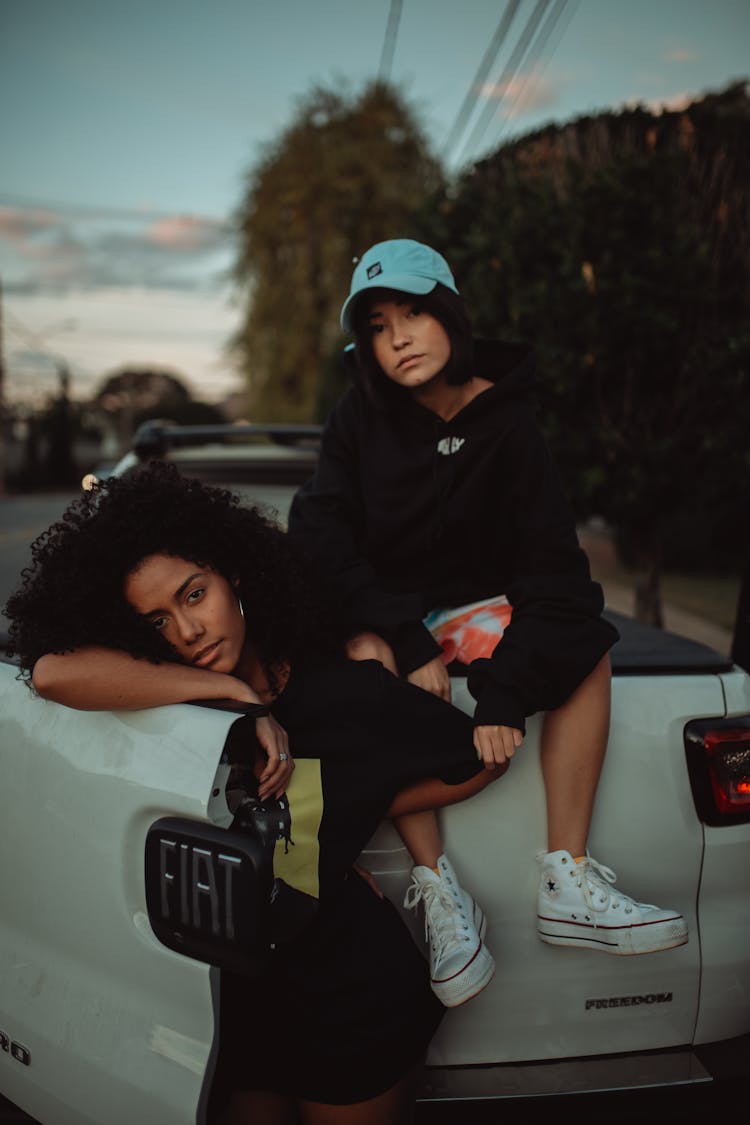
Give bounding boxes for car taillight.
[685,717,750,826]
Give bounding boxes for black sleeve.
[288,395,442,674]
[467,405,619,731]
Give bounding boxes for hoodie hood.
[343,337,538,418]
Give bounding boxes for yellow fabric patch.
[273,758,323,900]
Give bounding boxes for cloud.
[0,205,233,295]
[479,72,561,118]
[4,285,242,407]
[0,206,63,243]
[663,47,699,63]
[625,91,693,114]
[147,214,227,250]
[0,206,81,273]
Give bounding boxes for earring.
[238,596,245,619]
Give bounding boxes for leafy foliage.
[232,81,444,421]
[428,83,750,620]
[94,368,223,449]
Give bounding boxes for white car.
[2,423,749,1124]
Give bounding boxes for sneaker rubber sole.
[432,904,495,1007]
[537,913,689,955]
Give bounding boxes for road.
[0,492,79,638]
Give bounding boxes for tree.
[40,364,77,485]
[93,368,223,453]
[428,83,750,624]
[232,81,444,422]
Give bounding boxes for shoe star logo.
[546,879,557,892]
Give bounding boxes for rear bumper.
[416,1031,750,1108]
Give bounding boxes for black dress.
[212,656,483,1107]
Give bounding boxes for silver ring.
[279,752,288,762]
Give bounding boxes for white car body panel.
[2,650,749,1124]
[367,674,720,1066]
[0,669,236,1125]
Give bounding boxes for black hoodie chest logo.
[437,436,465,456]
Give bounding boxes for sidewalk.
[579,525,734,657]
[599,575,733,656]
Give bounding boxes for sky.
[1,0,748,408]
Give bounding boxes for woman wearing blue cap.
[289,239,688,1004]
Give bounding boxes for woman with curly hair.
[5,461,499,1125]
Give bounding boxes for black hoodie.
[289,339,618,731]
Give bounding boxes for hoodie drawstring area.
[431,419,445,544]
[431,420,463,545]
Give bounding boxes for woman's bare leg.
[540,655,611,856]
[389,763,504,862]
[221,1076,417,1125]
[391,809,443,867]
[346,632,503,866]
[221,1089,299,1125]
[299,1067,419,1125]
[388,764,503,819]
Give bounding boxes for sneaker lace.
[578,855,617,915]
[404,878,467,965]
[579,854,657,919]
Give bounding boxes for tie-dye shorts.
[423,595,512,666]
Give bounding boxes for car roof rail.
[133,420,323,459]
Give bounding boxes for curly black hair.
[5,461,343,688]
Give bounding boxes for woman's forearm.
[31,647,259,711]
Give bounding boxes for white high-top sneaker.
[537,850,688,955]
[404,854,495,1007]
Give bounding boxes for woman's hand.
[352,862,384,898]
[345,631,398,675]
[473,724,523,771]
[407,655,451,702]
[255,714,294,800]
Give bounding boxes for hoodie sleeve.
[288,394,442,674]
[467,404,619,731]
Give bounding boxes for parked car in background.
[2,422,749,1124]
[97,419,322,522]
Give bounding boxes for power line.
[491,0,577,147]
[378,0,403,82]
[457,0,550,165]
[5,311,76,352]
[443,0,523,160]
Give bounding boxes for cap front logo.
[366,261,383,280]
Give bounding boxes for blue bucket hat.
[340,239,459,332]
